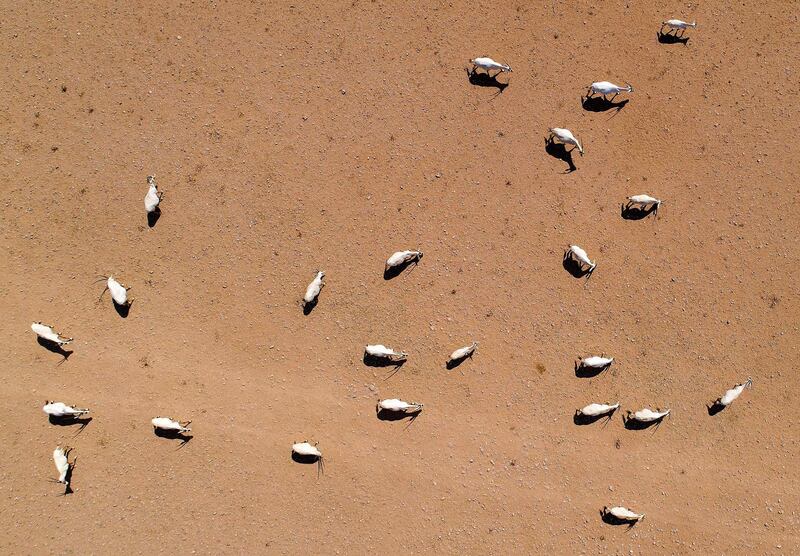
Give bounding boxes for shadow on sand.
[377,409,421,426]
[384,258,421,280]
[446,354,473,370]
[622,414,666,431]
[147,208,161,228]
[573,409,617,426]
[657,31,690,45]
[303,297,318,316]
[581,96,629,113]
[291,451,324,476]
[562,255,593,280]
[545,137,577,173]
[574,361,611,378]
[48,415,92,434]
[61,464,75,495]
[363,353,406,369]
[154,428,193,447]
[466,68,509,93]
[601,508,639,528]
[114,300,132,318]
[621,203,658,220]
[37,337,72,362]
[364,353,406,379]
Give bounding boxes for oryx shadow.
[622,415,664,430]
[581,96,629,113]
[62,464,75,495]
[303,297,319,316]
[574,361,611,378]
[562,254,593,279]
[48,415,92,434]
[383,259,420,280]
[621,204,658,220]
[600,509,638,528]
[545,137,577,173]
[147,207,161,228]
[37,337,73,362]
[573,410,616,426]
[291,452,321,465]
[363,353,406,369]
[154,428,193,446]
[657,31,690,45]
[50,459,76,495]
[707,402,726,416]
[377,408,421,423]
[291,452,325,476]
[113,300,132,318]
[466,68,509,92]
[446,355,473,370]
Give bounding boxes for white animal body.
[577,402,619,417]
[377,398,424,413]
[292,441,324,473]
[717,377,753,407]
[31,322,72,345]
[151,417,191,433]
[43,401,89,418]
[470,57,512,75]
[144,175,162,213]
[98,275,131,306]
[627,194,662,208]
[303,271,325,305]
[566,245,596,271]
[53,446,74,488]
[107,276,128,305]
[292,441,322,458]
[365,344,408,361]
[663,19,696,31]
[579,355,613,369]
[604,506,644,522]
[588,81,633,99]
[548,128,584,156]
[448,342,478,363]
[385,250,423,270]
[628,408,670,422]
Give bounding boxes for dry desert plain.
[1,1,799,554]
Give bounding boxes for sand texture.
[2,1,798,553]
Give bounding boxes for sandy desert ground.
[1,1,799,553]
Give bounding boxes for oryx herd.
[29,14,755,530]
